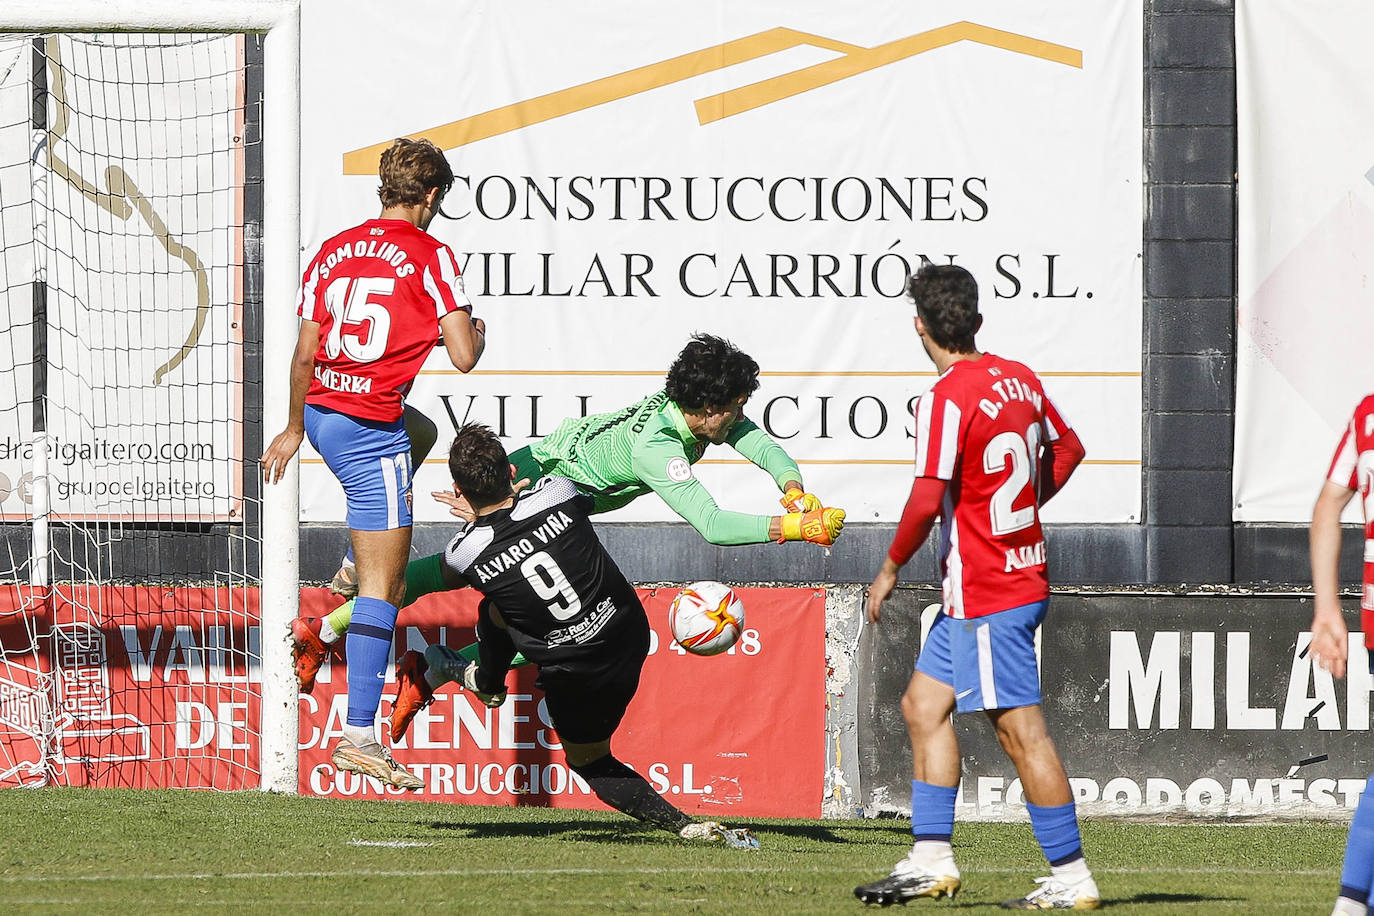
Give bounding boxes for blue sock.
[344,596,398,728]
[1027,801,1083,866]
[911,779,957,842]
[1339,775,1374,904]
[343,546,355,565]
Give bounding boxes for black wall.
[861,587,1370,816]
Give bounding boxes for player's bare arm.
[1310,478,1356,678]
[261,318,321,484]
[439,309,485,372]
[866,558,901,624]
[867,476,945,623]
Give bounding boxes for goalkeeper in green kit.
[290,333,846,694]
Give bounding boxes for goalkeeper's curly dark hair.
[908,263,981,354]
[664,334,761,410]
[448,422,512,509]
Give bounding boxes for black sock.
[475,598,517,693]
[570,754,692,833]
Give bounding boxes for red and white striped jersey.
[1325,394,1374,645]
[297,218,471,422]
[911,353,1073,618]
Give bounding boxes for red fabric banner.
[0,584,259,789]
[298,586,827,818]
[0,584,826,818]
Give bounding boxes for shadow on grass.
[1108,892,1241,906]
[428,819,662,844]
[751,822,906,844]
[427,817,911,846]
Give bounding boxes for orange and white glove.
[778,507,846,545]
[780,486,823,514]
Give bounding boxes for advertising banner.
[297,1,1143,526]
[861,588,1372,818]
[0,584,259,789]
[298,586,827,818]
[0,584,826,819]
[1235,1,1374,522]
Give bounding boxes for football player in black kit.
[391,422,758,848]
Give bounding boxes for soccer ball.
[669,581,744,656]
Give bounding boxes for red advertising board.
[0,584,827,818]
[298,586,827,818]
[0,584,259,790]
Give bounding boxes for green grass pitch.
[0,789,1350,912]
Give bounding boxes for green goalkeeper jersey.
[509,390,801,546]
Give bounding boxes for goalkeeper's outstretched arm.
[724,417,801,491]
[632,443,843,547]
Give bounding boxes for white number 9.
[520,551,582,621]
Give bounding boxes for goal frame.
[2,0,302,793]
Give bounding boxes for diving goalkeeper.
[291,333,845,692]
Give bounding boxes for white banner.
[1235,1,1374,522]
[298,1,1142,525]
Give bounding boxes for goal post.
[0,1,300,793]
[259,2,302,796]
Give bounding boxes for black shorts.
[536,626,648,745]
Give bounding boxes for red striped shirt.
[1326,394,1374,645]
[910,353,1074,618]
[297,219,471,421]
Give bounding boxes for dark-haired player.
[853,264,1096,909]
[294,334,845,685]
[261,137,486,789]
[391,422,759,847]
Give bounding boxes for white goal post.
[0,1,300,793]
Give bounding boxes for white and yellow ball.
[668,581,744,656]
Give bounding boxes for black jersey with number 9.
[442,476,647,676]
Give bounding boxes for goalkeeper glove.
[778,507,846,546]
[780,486,823,514]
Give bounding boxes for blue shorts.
[304,404,413,531]
[915,599,1048,713]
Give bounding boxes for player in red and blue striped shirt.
[855,264,1097,910]
[261,138,485,790]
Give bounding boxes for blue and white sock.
[344,596,399,730]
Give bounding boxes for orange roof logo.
[342,22,1081,175]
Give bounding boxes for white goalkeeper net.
[0,32,265,789]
